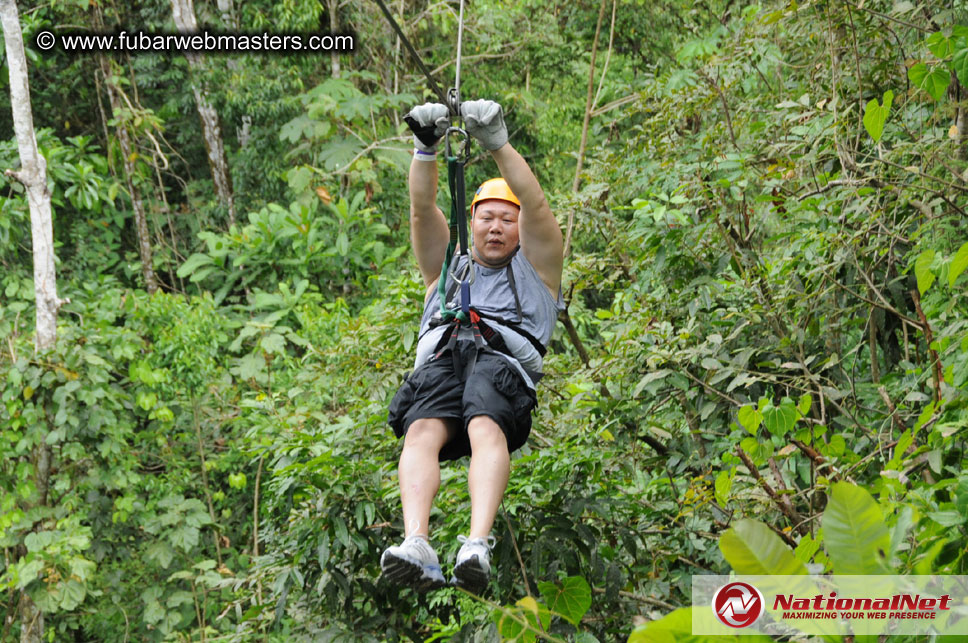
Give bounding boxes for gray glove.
[461,99,508,151]
[404,102,450,153]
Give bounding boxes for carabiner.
[448,252,476,287]
[444,125,471,163]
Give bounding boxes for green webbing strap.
[438,154,470,323]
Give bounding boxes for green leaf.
[862,90,893,142]
[737,405,762,434]
[537,576,592,626]
[928,511,964,527]
[136,391,157,411]
[260,332,287,355]
[821,482,890,574]
[145,541,175,569]
[762,400,799,436]
[953,25,968,49]
[798,393,812,416]
[925,32,951,59]
[627,608,772,643]
[287,166,313,193]
[235,353,266,382]
[143,599,166,625]
[794,533,821,564]
[949,242,968,287]
[909,63,950,101]
[719,519,807,575]
[492,596,550,643]
[176,253,214,279]
[169,525,200,553]
[827,433,846,457]
[15,558,45,590]
[953,48,968,88]
[715,469,733,506]
[228,472,247,489]
[634,370,669,397]
[915,249,936,294]
[956,474,968,518]
[59,579,86,610]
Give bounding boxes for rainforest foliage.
[2,0,968,641]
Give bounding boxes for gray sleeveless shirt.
[414,250,563,389]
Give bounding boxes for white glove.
[461,99,508,151]
[404,102,450,153]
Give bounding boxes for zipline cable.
[447,0,466,119]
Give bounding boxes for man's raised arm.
[405,103,451,288]
[461,100,563,295]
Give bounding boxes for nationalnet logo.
[693,575,968,636]
[712,581,764,628]
[773,590,953,620]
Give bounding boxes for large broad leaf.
[492,596,550,643]
[925,31,952,59]
[908,63,950,101]
[863,90,892,142]
[949,242,968,288]
[627,608,773,642]
[822,482,890,574]
[953,48,968,89]
[176,253,214,279]
[737,405,762,434]
[317,137,365,171]
[719,519,807,575]
[537,576,592,626]
[762,400,799,436]
[914,249,936,295]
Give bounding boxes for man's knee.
[403,418,453,451]
[467,416,508,450]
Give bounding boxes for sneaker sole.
[381,551,447,593]
[452,556,489,594]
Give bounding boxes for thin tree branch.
[564,0,608,257]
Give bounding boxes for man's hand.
[461,99,508,151]
[404,103,450,153]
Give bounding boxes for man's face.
[471,199,520,266]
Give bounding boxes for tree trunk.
[1,0,61,351]
[0,2,58,640]
[170,0,236,226]
[329,0,341,78]
[97,54,159,293]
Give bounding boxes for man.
[381,99,563,594]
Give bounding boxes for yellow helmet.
[471,178,520,211]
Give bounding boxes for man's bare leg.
[466,415,510,539]
[398,418,455,537]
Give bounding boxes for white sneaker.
[380,535,446,592]
[452,535,495,594]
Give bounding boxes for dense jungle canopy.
[2,0,968,641]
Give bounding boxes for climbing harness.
[428,249,547,382]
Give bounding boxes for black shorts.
[387,341,537,461]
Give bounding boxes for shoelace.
[458,534,496,550]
